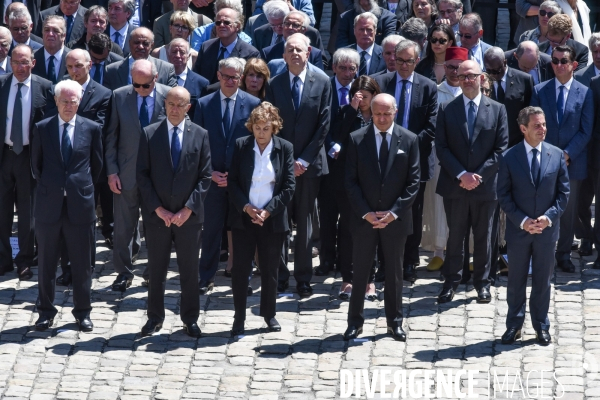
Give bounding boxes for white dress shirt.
[555,76,573,113]
[394,72,414,128]
[5,75,32,146]
[457,92,482,179]
[249,138,276,209]
[289,68,309,167]
[44,47,63,76]
[529,66,540,85]
[137,88,155,119]
[166,119,185,150]
[468,41,484,70]
[357,42,374,74]
[110,23,129,48]
[177,67,188,86]
[219,89,237,129]
[519,140,551,229]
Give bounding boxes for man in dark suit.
[251,0,288,52]
[32,15,70,84]
[437,0,467,35]
[590,76,600,269]
[192,7,260,84]
[457,13,492,72]
[265,33,331,297]
[36,0,87,44]
[497,107,569,346]
[0,26,11,75]
[539,14,589,73]
[106,0,135,57]
[371,34,403,77]
[137,86,212,338]
[3,0,42,35]
[6,5,43,55]
[153,0,211,48]
[345,12,386,76]
[66,6,123,56]
[167,38,208,121]
[0,44,53,280]
[343,93,420,341]
[575,34,600,88]
[129,0,160,29]
[87,32,123,86]
[531,45,593,272]
[193,57,260,295]
[336,0,396,48]
[374,39,437,282]
[32,79,103,332]
[506,41,555,85]
[105,59,169,292]
[104,27,177,90]
[436,60,509,304]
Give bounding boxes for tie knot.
[531,148,538,156]
[468,100,475,107]
[293,76,299,84]
[361,51,367,57]
[340,87,347,94]
[380,131,387,139]
[173,126,178,134]
[224,97,231,104]
[49,55,55,61]
[17,83,23,89]
[559,85,565,91]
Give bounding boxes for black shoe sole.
[141,325,162,337]
[477,297,491,304]
[501,333,521,344]
[35,320,53,331]
[343,327,363,341]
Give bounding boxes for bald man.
[137,86,212,338]
[505,41,555,84]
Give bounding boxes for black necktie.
[65,14,74,43]
[10,83,24,155]
[171,126,181,170]
[93,63,102,83]
[557,85,565,125]
[222,97,231,136]
[467,100,476,141]
[139,96,150,128]
[379,131,388,178]
[531,148,540,187]
[397,79,407,127]
[291,76,300,112]
[358,50,367,76]
[61,123,72,166]
[496,82,505,102]
[217,46,226,64]
[47,55,56,84]
[275,34,283,44]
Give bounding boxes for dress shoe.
[277,280,289,293]
[477,287,491,303]
[17,265,33,281]
[501,327,522,344]
[141,278,149,287]
[426,256,444,271]
[199,280,214,295]
[265,317,281,332]
[141,319,163,336]
[579,239,593,256]
[535,329,552,345]
[387,326,407,341]
[34,316,54,331]
[76,317,93,332]
[223,269,232,278]
[437,287,455,303]
[0,264,14,276]
[343,325,363,340]
[112,274,133,292]
[104,237,114,249]
[296,282,313,297]
[231,319,245,337]
[314,262,333,276]
[557,259,575,273]
[56,271,72,286]
[403,264,417,283]
[183,322,201,338]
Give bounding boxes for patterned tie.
[47,55,56,84]
[113,31,121,48]
[496,81,505,103]
[10,83,24,155]
[291,76,300,112]
[358,50,367,76]
[92,63,102,83]
[65,15,74,43]
[557,85,565,125]
[139,96,150,128]
[222,97,231,136]
[61,123,72,166]
[171,126,181,170]
[397,79,408,127]
[378,131,389,178]
[339,87,348,106]
[467,100,476,142]
[531,148,540,187]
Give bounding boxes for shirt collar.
[219,89,238,101]
[58,114,76,127]
[395,71,414,84]
[167,118,186,133]
[374,122,395,136]
[220,37,238,53]
[463,91,482,108]
[524,139,542,154]
[178,67,188,80]
[0,57,7,72]
[11,74,31,87]
[13,38,30,46]
[137,88,155,99]
[357,42,375,56]
[289,67,307,84]
[555,76,574,91]
[442,81,461,95]
[44,47,63,61]
[335,77,352,91]
[111,23,129,36]
[253,137,273,155]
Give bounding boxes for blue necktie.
[339,87,348,106]
[467,100,476,142]
[65,15,74,43]
[217,46,226,63]
[61,123,72,166]
[47,55,56,84]
[113,31,121,48]
[92,63,102,83]
[171,126,181,170]
[139,96,150,128]
[10,83,24,155]
[557,85,565,125]
[397,79,408,127]
[222,97,231,136]
[291,76,300,113]
[358,50,367,76]
[531,148,540,187]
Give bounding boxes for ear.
[519,124,527,135]
[572,60,578,70]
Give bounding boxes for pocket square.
[397,149,405,154]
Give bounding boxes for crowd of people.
[0,0,597,345]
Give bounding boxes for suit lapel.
[269,137,281,178]
[174,120,193,174]
[79,80,94,111]
[365,127,380,177]
[152,86,165,123]
[50,116,62,165]
[470,96,489,144]
[29,77,44,136]
[118,60,129,87]
[228,91,245,144]
[540,142,552,178]
[209,92,227,140]
[298,71,314,116]
[562,83,580,127]
[408,75,420,129]
[385,74,396,97]
[545,79,559,125]
[452,97,470,144]
[384,127,400,180]
[69,117,85,167]
[126,87,140,129]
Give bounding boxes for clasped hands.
[155,206,192,227]
[459,172,482,190]
[523,216,550,235]
[364,211,394,229]
[245,204,271,226]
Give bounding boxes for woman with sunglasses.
[151,11,198,69]
[415,24,456,83]
[410,0,439,31]
[517,0,562,45]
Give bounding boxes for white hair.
[0,26,12,43]
[263,1,289,21]
[55,80,83,102]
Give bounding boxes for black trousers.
[403,182,426,265]
[37,200,94,320]
[556,179,581,261]
[94,179,114,240]
[232,222,286,322]
[146,221,202,324]
[0,145,35,269]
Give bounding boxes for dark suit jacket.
[253,24,281,52]
[104,23,135,57]
[32,46,70,82]
[8,38,43,56]
[261,41,324,71]
[330,104,361,191]
[103,55,177,90]
[228,135,295,232]
[538,38,589,73]
[192,37,261,84]
[36,5,87,43]
[382,0,411,30]
[136,118,212,226]
[498,140,569,243]
[0,73,54,165]
[326,75,343,151]
[345,123,420,235]
[374,71,438,180]
[589,76,600,170]
[530,77,594,180]
[54,77,112,128]
[66,33,124,57]
[505,50,555,83]
[31,114,103,224]
[265,68,332,178]
[435,94,509,200]
[336,8,397,48]
[344,43,386,75]
[490,67,534,148]
[574,63,599,87]
[183,69,209,121]
[192,89,261,173]
[138,0,162,29]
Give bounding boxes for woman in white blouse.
[227,102,296,337]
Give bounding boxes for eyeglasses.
[539,9,555,18]
[133,40,151,47]
[458,73,481,81]
[481,87,491,95]
[485,67,504,75]
[171,23,190,31]
[551,57,571,65]
[269,22,284,28]
[336,65,357,73]
[132,79,155,88]
[395,58,416,65]
[283,21,303,29]
[456,32,476,40]
[430,37,448,45]
[219,72,240,82]
[215,20,233,26]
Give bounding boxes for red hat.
[445,47,469,62]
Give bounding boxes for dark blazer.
[530,77,594,180]
[374,71,438,180]
[435,94,509,200]
[330,104,362,190]
[574,63,599,87]
[0,73,54,166]
[538,39,589,73]
[32,46,70,82]
[183,69,209,121]
[103,55,177,90]
[505,50,554,83]
[498,140,569,243]
[8,38,43,56]
[136,118,212,226]
[326,75,343,151]
[336,8,397,48]
[414,57,437,82]
[228,135,295,232]
[192,89,261,173]
[138,0,162,29]
[36,5,87,43]
[490,67,534,148]
[382,0,411,30]
[253,24,281,52]
[31,114,103,224]
[104,23,135,57]
[261,41,324,71]
[66,33,124,57]
[54,77,112,128]
[265,68,332,178]
[589,76,600,170]
[345,123,420,235]
[344,43,386,75]
[192,37,261,84]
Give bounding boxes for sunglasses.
[456,32,475,40]
[485,67,504,75]
[215,20,233,26]
[132,81,153,88]
[551,57,571,65]
[481,87,491,95]
[430,37,448,44]
[539,9,555,18]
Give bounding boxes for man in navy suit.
[336,0,396,49]
[457,13,492,71]
[6,6,43,56]
[193,57,260,295]
[251,0,288,52]
[531,44,593,273]
[345,12,386,76]
[167,38,209,121]
[105,0,135,57]
[36,0,87,44]
[497,107,569,346]
[505,41,555,85]
[32,79,103,333]
[32,15,71,84]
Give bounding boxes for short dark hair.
[349,75,382,100]
[551,44,576,62]
[518,106,545,127]
[88,33,112,54]
[84,5,107,24]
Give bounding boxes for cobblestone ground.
[1,229,600,399]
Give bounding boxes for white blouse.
[249,139,276,209]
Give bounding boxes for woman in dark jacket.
[415,24,456,83]
[228,102,295,337]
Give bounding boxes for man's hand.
[286,0,296,11]
[364,212,380,226]
[350,91,363,110]
[212,171,228,187]
[523,217,538,234]
[373,211,395,229]
[294,161,307,176]
[533,215,550,232]
[156,206,175,227]
[564,151,570,166]
[172,207,192,227]
[108,174,122,194]
[459,173,482,190]
[257,209,270,222]
[435,18,451,25]
[331,150,340,159]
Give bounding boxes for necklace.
[434,62,444,66]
